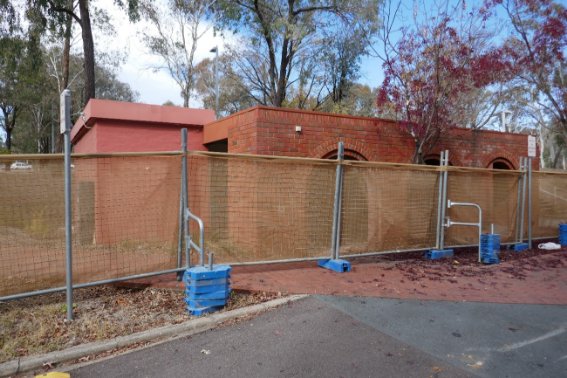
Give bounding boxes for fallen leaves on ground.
[0,286,279,364]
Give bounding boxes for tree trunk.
[62,1,73,91]
[552,145,564,169]
[55,6,73,153]
[2,106,15,151]
[5,128,12,150]
[182,86,189,107]
[79,0,96,105]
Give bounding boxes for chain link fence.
[1,152,566,298]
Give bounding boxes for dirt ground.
[0,285,280,365]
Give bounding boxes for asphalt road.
[69,296,567,378]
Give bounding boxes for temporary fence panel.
[0,157,65,296]
[187,152,337,263]
[71,154,182,283]
[339,162,439,255]
[532,171,567,237]
[445,167,521,246]
[2,151,566,298]
[0,154,182,296]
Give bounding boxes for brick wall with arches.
[204,106,538,169]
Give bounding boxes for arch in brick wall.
[322,148,368,161]
[424,153,454,166]
[311,139,375,161]
[424,154,441,166]
[488,157,515,170]
[484,151,517,170]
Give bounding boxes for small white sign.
[60,90,71,134]
[528,135,536,157]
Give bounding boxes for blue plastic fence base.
[184,265,232,317]
[481,234,500,265]
[186,289,232,300]
[425,249,454,260]
[317,259,351,273]
[185,284,230,295]
[513,242,529,252]
[187,305,224,316]
[185,298,228,308]
[559,224,567,247]
[184,265,231,281]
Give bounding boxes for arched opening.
[489,158,514,170]
[323,148,367,161]
[424,155,452,166]
[424,157,440,166]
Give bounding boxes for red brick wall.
[223,106,537,169]
[225,108,259,154]
[96,122,206,153]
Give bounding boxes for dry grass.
[0,285,280,364]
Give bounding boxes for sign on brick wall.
[528,135,536,157]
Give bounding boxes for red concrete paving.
[232,250,567,305]
[126,249,567,305]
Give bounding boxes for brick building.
[72,100,537,170]
[203,106,537,169]
[71,99,215,153]
[69,100,540,260]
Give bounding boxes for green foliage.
[2,38,137,153]
[140,0,215,107]
[0,0,18,36]
[212,0,380,108]
[194,55,256,115]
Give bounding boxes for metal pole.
[527,157,532,248]
[208,252,214,270]
[0,267,189,302]
[447,200,482,262]
[51,102,55,153]
[478,207,482,263]
[181,129,189,267]
[210,46,219,118]
[435,151,445,248]
[176,130,186,279]
[60,89,73,321]
[519,158,527,243]
[515,157,524,242]
[331,142,344,260]
[440,150,449,249]
[177,189,183,270]
[335,161,344,260]
[215,48,219,118]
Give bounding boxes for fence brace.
[446,200,483,262]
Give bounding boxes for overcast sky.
[97,0,226,106]
[97,0,383,107]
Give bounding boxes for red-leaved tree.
[485,0,566,167]
[376,3,512,163]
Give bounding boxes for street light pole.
[209,46,219,118]
[500,110,513,132]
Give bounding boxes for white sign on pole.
[60,90,71,134]
[527,135,536,157]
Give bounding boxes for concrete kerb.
[0,295,308,377]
